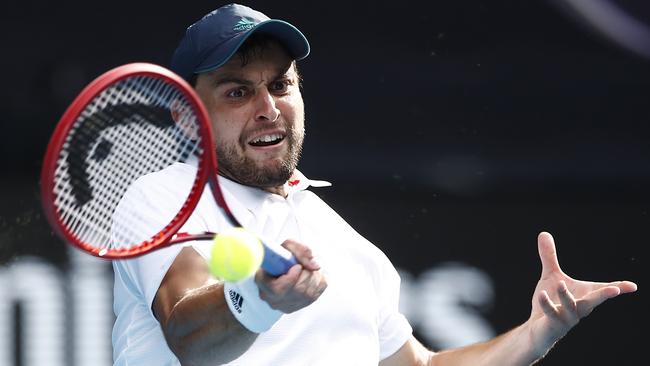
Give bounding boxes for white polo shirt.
[111,162,412,365]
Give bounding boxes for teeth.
[251,134,282,143]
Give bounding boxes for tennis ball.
[209,227,264,282]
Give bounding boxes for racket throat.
[171,232,216,244]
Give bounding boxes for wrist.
[223,276,282,333]
[521,319,555,362]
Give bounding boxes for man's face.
[194,43,305,189]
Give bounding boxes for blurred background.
[0,0,647,365]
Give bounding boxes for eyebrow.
[212,67,294,88]
[213,76,254,88]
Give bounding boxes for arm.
[382,327,542,366]
[153,247,252,365]
[153,240,327,366]
[381,232,637,366]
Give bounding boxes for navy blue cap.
[170,3,310,81]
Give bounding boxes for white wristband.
[223,276,282,333]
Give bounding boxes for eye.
[270,80,290,93]
[227,87,247,98]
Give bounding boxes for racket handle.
[261,244,297,277]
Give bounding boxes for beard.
[216,124,305,188]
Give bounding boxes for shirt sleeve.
[376,250,413,360]
[111,172,212,316]
[306,190,413,360]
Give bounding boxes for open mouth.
[248,133,286,147]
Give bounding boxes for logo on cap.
[233,18,256,32]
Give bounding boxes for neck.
[263,185,287,197]
[263,170,300,198]
[218,170,297,198]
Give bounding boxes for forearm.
[154,242,325,364]
[430,322,546,366]
[163,282,257,365]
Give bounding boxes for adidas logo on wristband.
[228,289,244,313]
[224,278,283,333]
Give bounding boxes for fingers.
[574,281,636,316]
[538,290,558,318]
[538,231,562,278]
[282,239,320,271]
[575,287,611,318]
[257,263,327,313]
[538,278,632,329]
[255,240,328,313]
[539,281,579,327]
[610,280,638,294]
[575,285,624,318]
[256,263,303,295]
[294,264,328,299]
[557,281,578,324]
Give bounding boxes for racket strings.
[52,76,204,252]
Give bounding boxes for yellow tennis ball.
[209,227,264,282]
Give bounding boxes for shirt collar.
[217,169,331,222]
[283,169,332,193]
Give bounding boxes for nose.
[254,89,280,123]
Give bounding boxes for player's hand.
[255,239,327,313]
[526,232,637,355]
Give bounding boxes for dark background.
[0,0,647,364]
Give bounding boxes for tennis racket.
[40,62,297,276]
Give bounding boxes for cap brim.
[195,19,310,75]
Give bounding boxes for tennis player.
[111,3,637,365]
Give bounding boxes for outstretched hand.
[527,232,637,355]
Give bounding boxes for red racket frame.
[40,63,228,258]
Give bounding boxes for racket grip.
[261,243,297,277]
